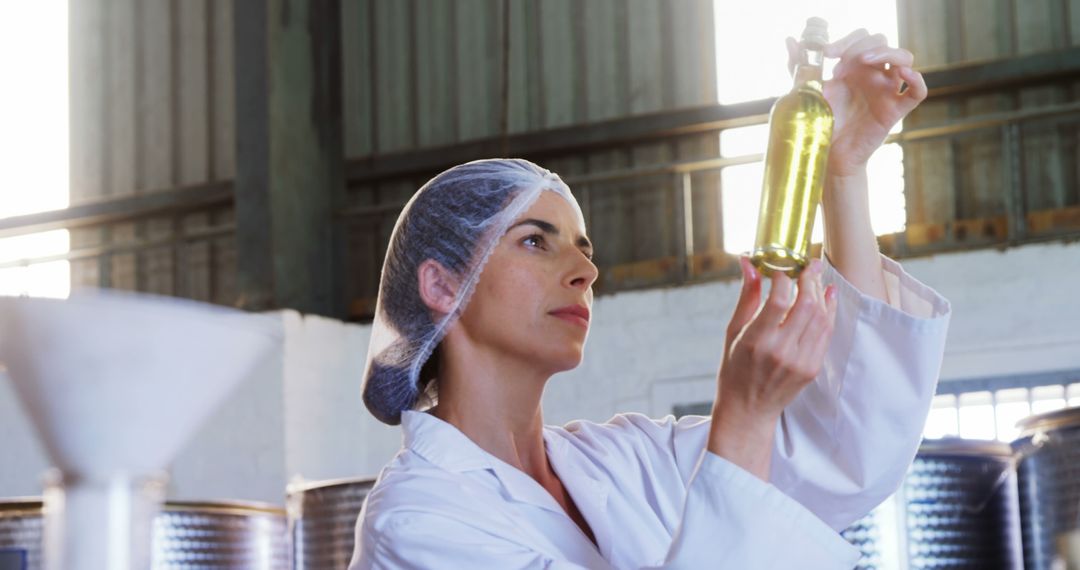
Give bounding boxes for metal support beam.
[0,182,231,238]
[233,0,344,317]
[341,47,1080,187]
[346,98,777,185]
[924,46,1080,97]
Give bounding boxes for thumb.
[726,257,762,349]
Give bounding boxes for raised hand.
[787,30,928,177]
[708,257,838,480]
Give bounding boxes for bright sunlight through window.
[714,0,906,255]
[0,2,70,299]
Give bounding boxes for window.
[925,375,1080,442]
[0,2,70,298]
[712,2,906,255]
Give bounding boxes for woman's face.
[456,190,598,374]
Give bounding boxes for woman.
[351,30,950,569]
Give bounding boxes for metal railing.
[4,52,1080,310]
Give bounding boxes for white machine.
[0,290,280,570]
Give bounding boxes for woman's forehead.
[516,190,587,232]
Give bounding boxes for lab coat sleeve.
[767,254,951,529]
[654,450,862,568]
[352,457,860,569]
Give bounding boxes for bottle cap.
[801,17,829,47]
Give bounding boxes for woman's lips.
[549,305,590,329]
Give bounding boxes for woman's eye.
[523,234,545,249]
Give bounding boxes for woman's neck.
[432,336,554,479]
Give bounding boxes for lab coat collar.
[401,410,493,473]
[400,411,602,520]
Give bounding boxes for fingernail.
[862,53,881,63]
[825,284,837,302]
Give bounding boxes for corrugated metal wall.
[64,1,1080,314]
[339,0,721,306]
[66,0,720,310]
[68,0,237,302]
[900,0,1080,247]
[341,0,717,156]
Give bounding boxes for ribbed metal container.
[1012,406,1080,570]
[0,499,288,569]
[840,510,883,569]
[840,439,1023,569]
[0,499,43,570]
[902,439,1022,569]
[287,477,375,570]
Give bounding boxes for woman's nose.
[567,253,598,290]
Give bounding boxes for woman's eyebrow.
[508,218,558,235]
[508,218,593,252]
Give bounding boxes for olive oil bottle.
[751,17,833,277]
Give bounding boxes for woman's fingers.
[824,28,870,59]
[779,259,824,339]
[802,284,839,365]
[859,46,914,68]
[898,65,928,102]
[791,282,837,379]
[841,33,888,60]
[755,271,794,331]
[832,34,888,79]
[726,257,763,348]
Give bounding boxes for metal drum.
[0,499,43,570]
[1012,406,1080,570]
[287,477,375,570]
[840,510,883,569]
[0,498,288,569]
[841,439,1023,569]
[902,439,1022,569]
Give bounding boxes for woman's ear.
[417,259,460,316]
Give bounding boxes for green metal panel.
[141,0,174,191]
[415,0,459,147]
[341,0,718,155]
[455,0,501,141]
[626,0,665,115]
[583,0,628,123]
[373,0,414,152]
[1017,0,1066,55]
[342,0,374,156]
[539,0,581,128]
[178,0,210,186]
[213,0,237,181]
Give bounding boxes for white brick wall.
[1,240,1078,503]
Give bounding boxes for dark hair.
[362,159,556,425]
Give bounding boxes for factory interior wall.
[2,240,1078,505]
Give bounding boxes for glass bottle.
[751,17,833,277]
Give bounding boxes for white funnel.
[0,290,281,570]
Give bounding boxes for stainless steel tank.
[840,510,883,569]
[902,438,1023,569]
[0,498,43,570]
[841,438,1023,569]
[1013,406,1080,570]
[287,477,375,570]
[0,498,288,569]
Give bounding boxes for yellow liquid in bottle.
[751,81,833,277]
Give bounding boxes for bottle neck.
[792,45,824,89]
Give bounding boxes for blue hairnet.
[361,158,583,425]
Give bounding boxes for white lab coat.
[350,255,951,569]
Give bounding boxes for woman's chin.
[544,347,585,374]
